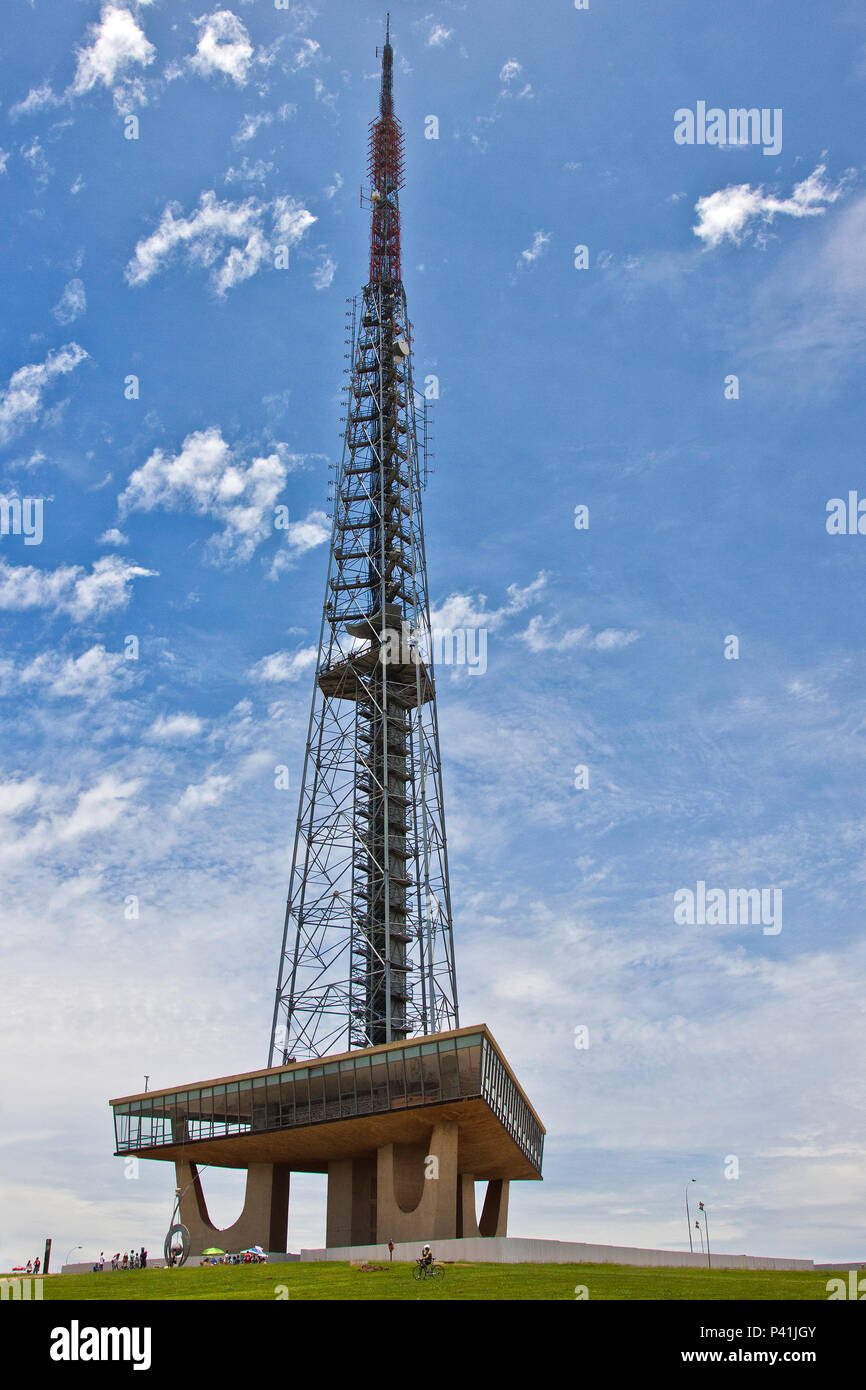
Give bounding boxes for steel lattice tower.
[269,18,459,1064]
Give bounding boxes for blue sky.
[2,0,865,1268]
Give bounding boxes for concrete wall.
[300,1234,818,1272]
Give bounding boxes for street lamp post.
[685,1178,697,1252]
[65,1244,82,1266]
[699,1201,711,1269]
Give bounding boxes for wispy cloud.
[0,555,156,622]
[517,615,641,653]
[430,573,547,632]
[125,191,316,295]
[51,279,87,326]
[8,84,62,121]
[312,254,336,290]
[13,645,135,701]
[268,508,330,578]
[146,713,204,742]
[693,165,847,249]
[0,344,88,446]
[247,647,318,682]
[518,230,551,267]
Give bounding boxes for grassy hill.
[38,1261,831,1301]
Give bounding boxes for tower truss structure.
[269,19,459,1064]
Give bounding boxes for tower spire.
[368,15,403,284]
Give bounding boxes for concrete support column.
[479,1178,509,1237]
[326,1155,377,1247]
[457,1173,480,1238]
[375,1121,459,1243]
[175,1160,291,1256]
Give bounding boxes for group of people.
[92,1249,147,1271]
[21,1258,41,1274]
[201,1252,266,1266]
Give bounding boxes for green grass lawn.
[38,1261,831,1301]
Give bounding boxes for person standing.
[140,1246,147,1269]
[34,1257,41,1275]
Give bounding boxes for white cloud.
[518,615,640,653]
[8,84,61,121]
[46,873,103,915]
[57,774,142,842]
[17,645,133,700]
[146,713,204,741]
[268,508,330,578]
[247,647,317,682]
[71,4,156,106]
[190,10,254,86]
[234,111,271,143]
[0,150,8,176]
[427,23,453,47]
[312,255,336,290]
[174,774,231,816]
[592,627,641,651]
[232,103,295,145]
[285,509,330,556]
[0,555,156,622]
[693,165,846,249]
[746,191,866,383]
[118,426,297,564]
[519,230,550,266]
[52,279,87,326]
[0,779,40,817]
[430,573,547,633]
[125,190,316,296]
[19,137,51,184]
[292,38,320,70]
[98,527,129,546]
[0,344,88,445]
[324,173,343,200]
[499,60,522,82]
[224,157,273,185]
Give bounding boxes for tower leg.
[175,1161,291,1256]
[478,1178,510,1237]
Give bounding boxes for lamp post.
[699,1200,711,1268]
[65,1244,82,1266]
[685,1178,697,1252]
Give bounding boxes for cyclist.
[418,1244,433,1272]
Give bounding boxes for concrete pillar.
[479,1178,509,1237]
[457,1173,480,1239]
[326,1155,377,1247]
[175,1160,291,1255]
[375,1121,459,1243]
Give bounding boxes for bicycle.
[412,1260,445,1281]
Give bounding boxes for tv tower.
[269,15,458,1063]
[111,20,542,1256]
